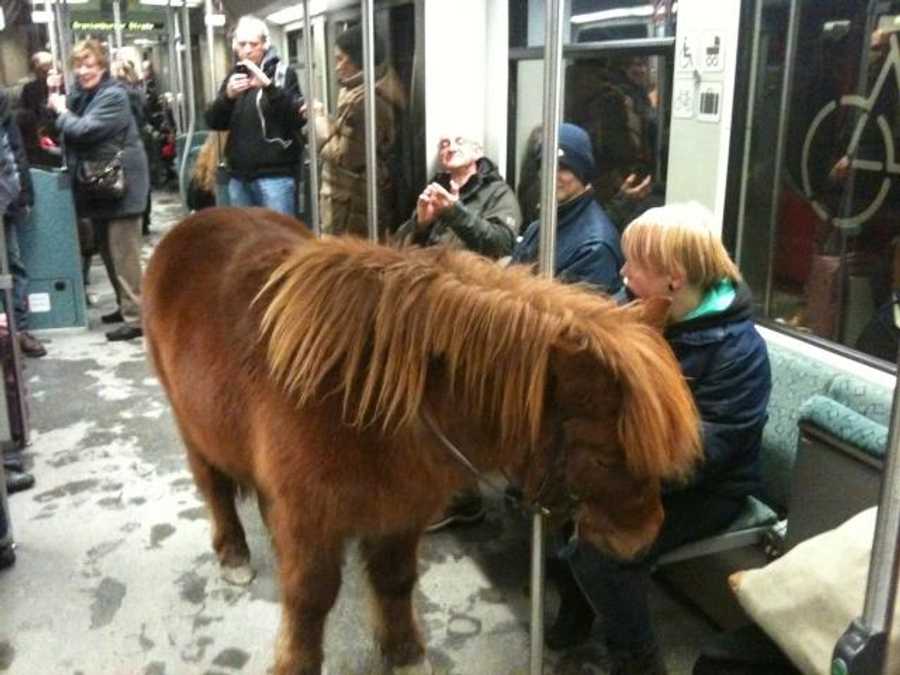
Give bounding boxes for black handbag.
[77,151,126,201]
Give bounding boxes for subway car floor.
[0,191,720,675]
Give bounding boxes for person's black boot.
[545,567,595,650]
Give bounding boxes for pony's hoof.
[391,659,433,675]
[221,562,255,586]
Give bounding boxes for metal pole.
[531,1,565,673]
[44,0,60,69]
[203,0,217,102]
[832,365,900,675]
[168,3,185,136]
[178,1,197,207]
[57,0,74,95]
[112,0,123,51]
[302,0,321,236]
[361,0,378,243]
[762,0,799,316]
[734,0,764,269]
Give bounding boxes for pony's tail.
[615,324,702,482]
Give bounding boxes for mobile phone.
[238,60,271,86]
[234,63,250,76]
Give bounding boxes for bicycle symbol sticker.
[801,33,900,230]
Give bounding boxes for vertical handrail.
[168,3,185,136]
[531,1,565,673]
[302,0,321,236]
[203,0,217,102]
[45,0,60,72]
[734,0,764,268]
[57,0,74,95]
[763,0,799,315]
[361,0,378,243]
[178,1,197,207]
[112,0,123,51]
[832,361,900,674]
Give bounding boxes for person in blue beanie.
[510,122,623,294]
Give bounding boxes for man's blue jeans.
[228,176,296,216]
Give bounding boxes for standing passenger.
[48,39,150,342]
[205,15,304,216]
[306,26,407,237]
[548,203,771,675]
[511,123,623,293]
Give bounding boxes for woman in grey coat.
[48,39,149,341]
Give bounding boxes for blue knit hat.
[557,123,596,184]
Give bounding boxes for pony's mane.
[258,237,693,470]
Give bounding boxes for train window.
[510,0,675,49]
[736,1,900,366]
[512,53,670,233]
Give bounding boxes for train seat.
[656,340,890,569]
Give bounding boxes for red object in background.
[38,135,58,151]
[774,187,821,287]
[161,139,176,161]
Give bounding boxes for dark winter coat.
[665,283,772,498]
[394,157,522,258]
[0,89,33,210]
[205,48,304,181]
[57,73,150,220]
[511,189,624,293]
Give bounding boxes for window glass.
[513,53,670,232]
[737,1,900,363]
[511,0,675,48]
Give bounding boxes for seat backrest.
[759,343,836,513]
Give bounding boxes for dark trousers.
[3,208,29,331]
[564,488,745,652]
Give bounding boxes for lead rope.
[420,406,551,516]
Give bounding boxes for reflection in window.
[739,1,900,363]
[510,0,675,48]
[513,53,669,233]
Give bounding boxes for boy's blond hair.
[622,202,742,290]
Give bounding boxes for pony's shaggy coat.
[144,207,701,675]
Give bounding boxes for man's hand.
[829,155,851,183]
[618,173,652,201]
[226,73,252,99]
[415,181,459,228]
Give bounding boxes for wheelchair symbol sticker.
[701,33,724,72]
[678,35,697,73]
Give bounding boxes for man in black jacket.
[205,15,304,215]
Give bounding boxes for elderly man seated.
[394,134,521,259]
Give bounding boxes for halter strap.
[420,406,572,518]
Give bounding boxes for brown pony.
[143,207,701,675]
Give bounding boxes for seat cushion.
[731,508,899,675]
[826,374,892,428]
[761,345,836,511]
[799,395,888,459]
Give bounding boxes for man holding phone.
[394,134,521,260]
[205,15,304,216]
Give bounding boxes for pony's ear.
[626,296,670,332]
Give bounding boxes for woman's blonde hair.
[71,39,109,70]
[193,132,228,194]
[622,202,742,290]
[110,59,139,85]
